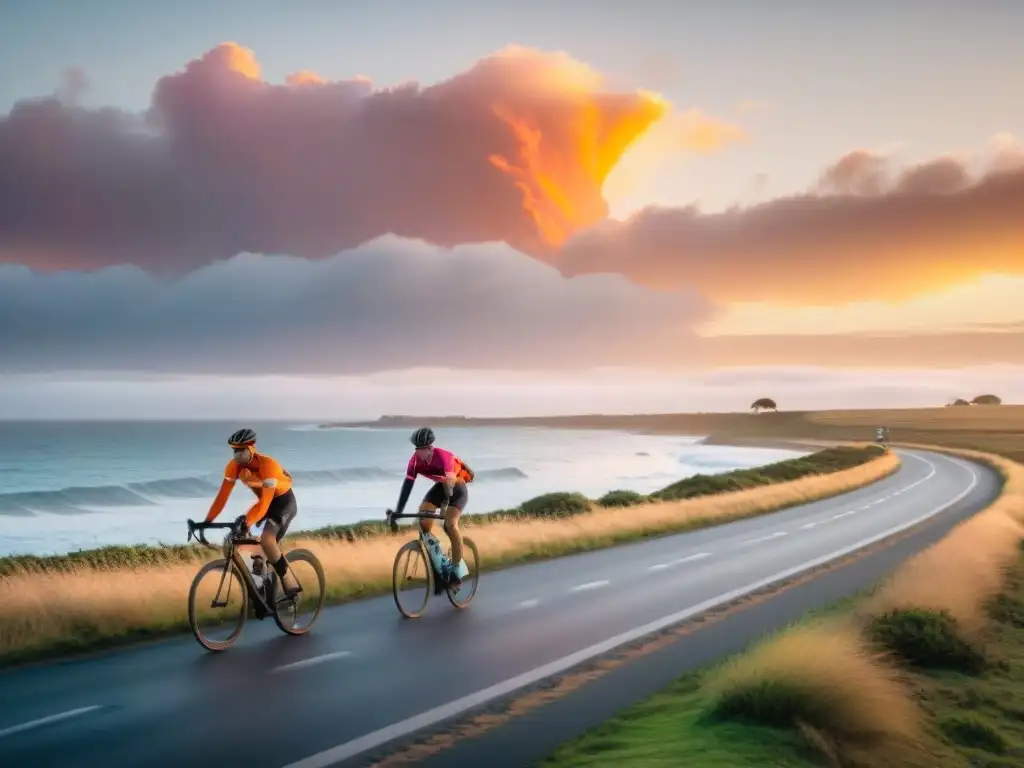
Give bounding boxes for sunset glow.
[1,3,1022,415]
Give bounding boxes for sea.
[0,421,805,558]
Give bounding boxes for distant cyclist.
[204,428,302,599]
[392,427,474,585]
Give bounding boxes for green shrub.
[867,608,987,673]
[987,591,1024,627]
[652,445,884,503]
[519,492,591,518]
[939,714,1009,753]
[0,543,204,576]
[308,519,393,541]
[711,678,817,728]
[596,489,647,508]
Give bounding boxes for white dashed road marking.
[515,599,540,610]
[271,651,352,674]
[648,552,712,571]
[739,531,787,547]
[0,706,104,740]
[570,580,610,593]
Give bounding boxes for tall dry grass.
[703,445,1024,765]
[858,447,1024,638]
[710,621,926,765]
[0,450,899,663]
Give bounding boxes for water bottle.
[423,533,450,574]
[249,554,265,589]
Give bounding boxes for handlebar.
[385,504,449,533]
[187,518,251,550]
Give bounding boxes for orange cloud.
[560,136,1024,305]
[674,108,747,152]
[0,42,669,273]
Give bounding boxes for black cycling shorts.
[261,489,298,541]
[421,481,469,512]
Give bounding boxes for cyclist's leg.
[259,491,300,595]
[443,483,468,577]
[418,483,447,534]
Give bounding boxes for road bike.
[385,507,480,619]
[186,518,326,651]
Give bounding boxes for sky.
[1,0,1022,418]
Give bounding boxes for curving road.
[0,448,1000,768]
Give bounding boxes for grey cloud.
[0,237,714,375]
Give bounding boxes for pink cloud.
[559,139,1024,304]
[0,43,667,274]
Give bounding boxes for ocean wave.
[0,465,529,516]
[0,485,161,517]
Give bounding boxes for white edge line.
[279,451,979,768]
[271,651,352,673]
[0,706,104,740]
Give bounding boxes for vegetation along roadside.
[0,444,892,666]
[543,445,1024,768]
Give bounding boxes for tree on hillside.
[751,397,778,413]
[971,394,1002,405]
[946,398,970,407]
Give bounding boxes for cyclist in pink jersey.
[392,427,474,584]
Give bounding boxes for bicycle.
[385,507,480,619]
[185,518,326,651]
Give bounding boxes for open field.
[0,445,891,665]
[544,445,1024,768]
[334,404,1024,462]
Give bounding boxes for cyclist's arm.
[205,462,239,522]
[440,450,457,498]
[246,482,276,528]
[395,477,415,515]
[395,456,417,515]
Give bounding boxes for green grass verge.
[543,549,1024,768]
[542,673,824,768]
[0,444,886,577]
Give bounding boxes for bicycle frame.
[386,508,450,574]
[187,519,279,618]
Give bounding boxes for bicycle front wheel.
[392,540,432,619]
[272,548,326,635]
[446,537,480,609]
[188,558,248,651]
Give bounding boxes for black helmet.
[228,428,257,447]
[410,427,435,448]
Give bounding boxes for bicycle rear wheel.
[392,540,432,619]
[188,558,248,651]
[272,548,326,635]
[446,537,480,609]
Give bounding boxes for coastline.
[318,414,846,454]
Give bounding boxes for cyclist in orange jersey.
[204,428,301,598]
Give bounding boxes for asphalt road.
[0,448,1000,768]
